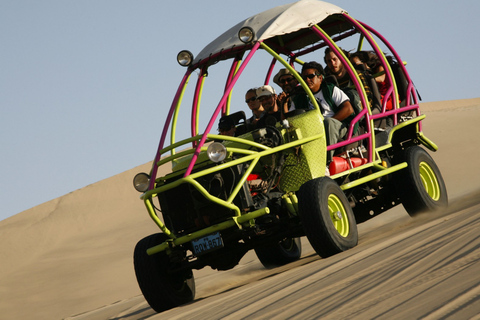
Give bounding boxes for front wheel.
[297,177,358,258]
[396,146,448,216]
[255,237,302,268]
[133,233,195,313]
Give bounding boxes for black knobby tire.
[133,233,195,313]
[298,177,358,258]
[396,146,448,216]
[255,237,302,268]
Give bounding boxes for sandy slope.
[0,98,479,319]
[0,163,162,319]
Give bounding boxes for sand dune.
[1,98,479,319]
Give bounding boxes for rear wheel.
[298,177,358,258]
[255,237,302,268]
[133,233,195,313]
[396,146,448,216]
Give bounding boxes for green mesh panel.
[279,111,326,192]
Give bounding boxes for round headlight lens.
[238,27,255,43]
[207,142,227,163]
[133,173,150,193]
[177,50,194,66]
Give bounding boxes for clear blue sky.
[1,0,479,221]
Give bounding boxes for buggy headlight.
[207,142,227,163]
[177,50,194,67]
[133,172,150,192]
[238,27,255,43]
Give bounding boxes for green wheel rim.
[328,194,349,237]
[419,161,441,201]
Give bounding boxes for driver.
[218,116,236,136]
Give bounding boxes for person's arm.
[277,92,289,114]
[333,100,354,121]
[331,86,354,121]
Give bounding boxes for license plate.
[191,232,224,256]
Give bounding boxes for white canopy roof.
[193,0,346,64]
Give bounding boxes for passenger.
[370,53,395,110]
[301,61,354,160]
[218,115,236,136]
[254,85,282,128]
[350,51,370,70]
[273,68,309,113]
[351,50,395,110]
[324,47,372,109]
[244,88,265,129]
[350,51,382,111]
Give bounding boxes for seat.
[224,111,247,136]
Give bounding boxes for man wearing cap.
[254,85,281,128]
[273,68,309,114]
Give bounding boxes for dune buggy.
[132,0,448,312]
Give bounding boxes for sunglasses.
[279,77,295,84]
[245,97,257,103]
[302,73,320,80]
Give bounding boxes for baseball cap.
[256,85,276,98]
